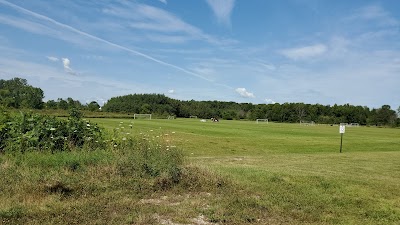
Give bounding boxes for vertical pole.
[340,133,343,153]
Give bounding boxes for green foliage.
[102,94,399,126]
[0,109,103,153]
[87,101,100,112]
[0,77,44,109]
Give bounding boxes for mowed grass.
[1,117,399,224]
[92,118,400,224]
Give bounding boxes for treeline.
[1,77,399,126]
[0,78,44,109]
[0,78,100,111]
[102,94,399,126]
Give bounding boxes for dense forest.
[1,77,399,126]
[102,94,399,126]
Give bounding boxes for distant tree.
[375,105,397,126]
[57,98,68,110]
[397,106,400,117]
[140,103,151,114]
[45,100,58,109]
[0,77,44,109]
[87,101,100,112]
[296,103,306,122]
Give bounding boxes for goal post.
[300,120,315,126]
[256,119,269,124]
[134,114,152,120]
[189,116,197,119]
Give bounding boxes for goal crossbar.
[256,119,269,124]
[134,114,152,119]
[300,120,315,126]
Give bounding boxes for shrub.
[0,109,104,153]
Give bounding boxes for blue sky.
[0,0,399,109]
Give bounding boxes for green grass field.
[92,118,400,224]
[1,118,399,224]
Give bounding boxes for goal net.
[347,123,360,127]
[134,114,152,120]
[300,120,315,126]
[256,119,268,124]
[167,116,175,120]
[189,116,197,119]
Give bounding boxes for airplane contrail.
[0,0,233,89]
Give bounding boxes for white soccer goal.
[256,119,269,124]
[300,120,315,126]
[189,116,197,119]
[134,114,152,120]
[167,116,175,120]
[348,123,360,127]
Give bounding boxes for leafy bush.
[0,108,104,153]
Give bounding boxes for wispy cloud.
[103,2,235,45]
[349,5,399,26]
[47,56,59,62]
[206,0,235,26]
[280,44,327,60]
[235,88,255,98]
[0,0,228,85]
[0,56,164,103]
[167,89,175,94]
[159,0,167,4]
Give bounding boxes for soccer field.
[91,118,400,224]
[93,118,399,155]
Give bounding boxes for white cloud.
[61,57,76,75]
[259,62,276,71]
[206,0,235,26]
[159,0,167,4]
[350,5,399,26]
[168,89,175,94]
[265,99,276,104]
[47,56,59,62]
[62,58,71,70]
[280,44,327,60]
[235,88,255,98]
[190,66,215,77]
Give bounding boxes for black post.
[340,133,343,153]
